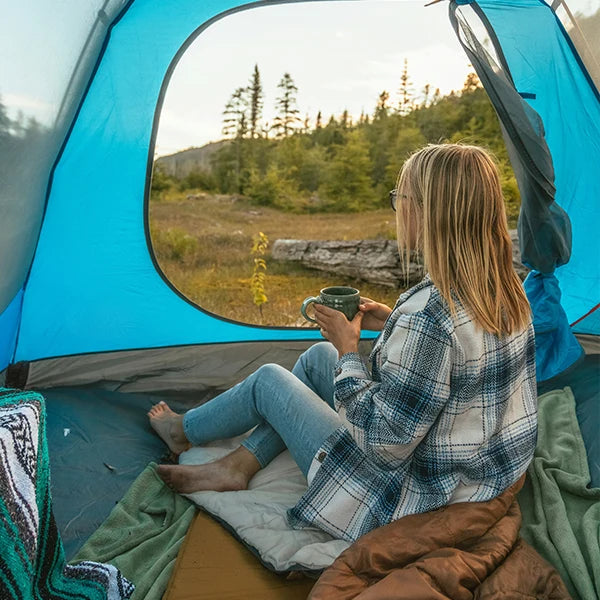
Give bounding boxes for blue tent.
[0,0,598,568]
[0,0,598,375]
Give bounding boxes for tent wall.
[553,0,600,92]
[14,0,331,364]
[474,0,600,334]
[8,0,600,367]
[0,0,131,370]
[15,341,319,393]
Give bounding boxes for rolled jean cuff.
[240,438,270,469]
[182,413,195,445]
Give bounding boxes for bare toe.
[148,402,188,455]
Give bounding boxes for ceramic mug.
[301,286,360,323]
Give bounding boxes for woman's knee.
[253,362,290,382]
[300,342,337,367]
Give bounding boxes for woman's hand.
[358,298,393,331]
[313,304,363,358]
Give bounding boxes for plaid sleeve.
[334,312,452,466]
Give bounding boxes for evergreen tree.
[273,73,301,138]
[320,130,375,211]
[248,64,264,139]
[374,91,390,120]
[340,109,349,130]
[221,87,251,193]
[398,58,414,116]
[222,87,249,139]
[303,113,310,134]
[421,84,431,109]
[462,71,481,93]
[384,127,426,192]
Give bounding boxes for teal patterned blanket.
[0,388,134,599]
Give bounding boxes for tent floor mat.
[164,510,316,600]
[43,386,214,559]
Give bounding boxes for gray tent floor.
[43,352,598,561]
[44,387,213,559]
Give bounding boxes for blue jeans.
[182,342,342,477]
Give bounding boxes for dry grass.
[150,191,403,327]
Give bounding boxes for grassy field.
[149,191,403,326]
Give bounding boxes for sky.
[154,0,474,156]
[2,0,598,157]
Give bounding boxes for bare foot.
[157,461,250,494]
[157,447,262,494]
[148,401,189,456]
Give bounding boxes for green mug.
[301,286,360,323]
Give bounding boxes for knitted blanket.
[0,388,134,600]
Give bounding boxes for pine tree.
[462,72,481,93]
[273,73,301,138]
[421,84,431,109]
[340,109,350,130]
[303,113,310,134]
[320,130,375,211]
[222,87,249,139]
[374,91,390,120]
[221,87,251,193]
[398,58,414,116]
[248,64,264,139]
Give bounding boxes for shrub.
[153,227,198,263]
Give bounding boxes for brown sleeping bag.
[309,476,571,599]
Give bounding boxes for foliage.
[248,64,264,139]
[180,169,217,191]
[150,166,178,200]
[319,130,376,211]
[250,231,269,318]
[153,64,523,220]
[152,226,198,264]
[272,73,301,138]
[150,194,402,326]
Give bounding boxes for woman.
[149,143,537,542]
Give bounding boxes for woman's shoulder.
[395,276,454,333]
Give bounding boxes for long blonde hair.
[396,143,531,336]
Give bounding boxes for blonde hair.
[396,143,531,336]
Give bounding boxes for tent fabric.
[552,1,600,102]
[0,290,22,376]
[451,0,588,380]
[9,0,596,373]
[470,0,600,334]
[524,271,584,381]
[13,0,332,365]
[17,340,325,393]
[0,0,129,321]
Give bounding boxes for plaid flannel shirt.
[288,276,537,542]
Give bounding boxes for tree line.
[154,63,521,220]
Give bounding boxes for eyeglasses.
[389,189,408,211]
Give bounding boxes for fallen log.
[271,231,528,288]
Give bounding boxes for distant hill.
[155,140,228,178]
